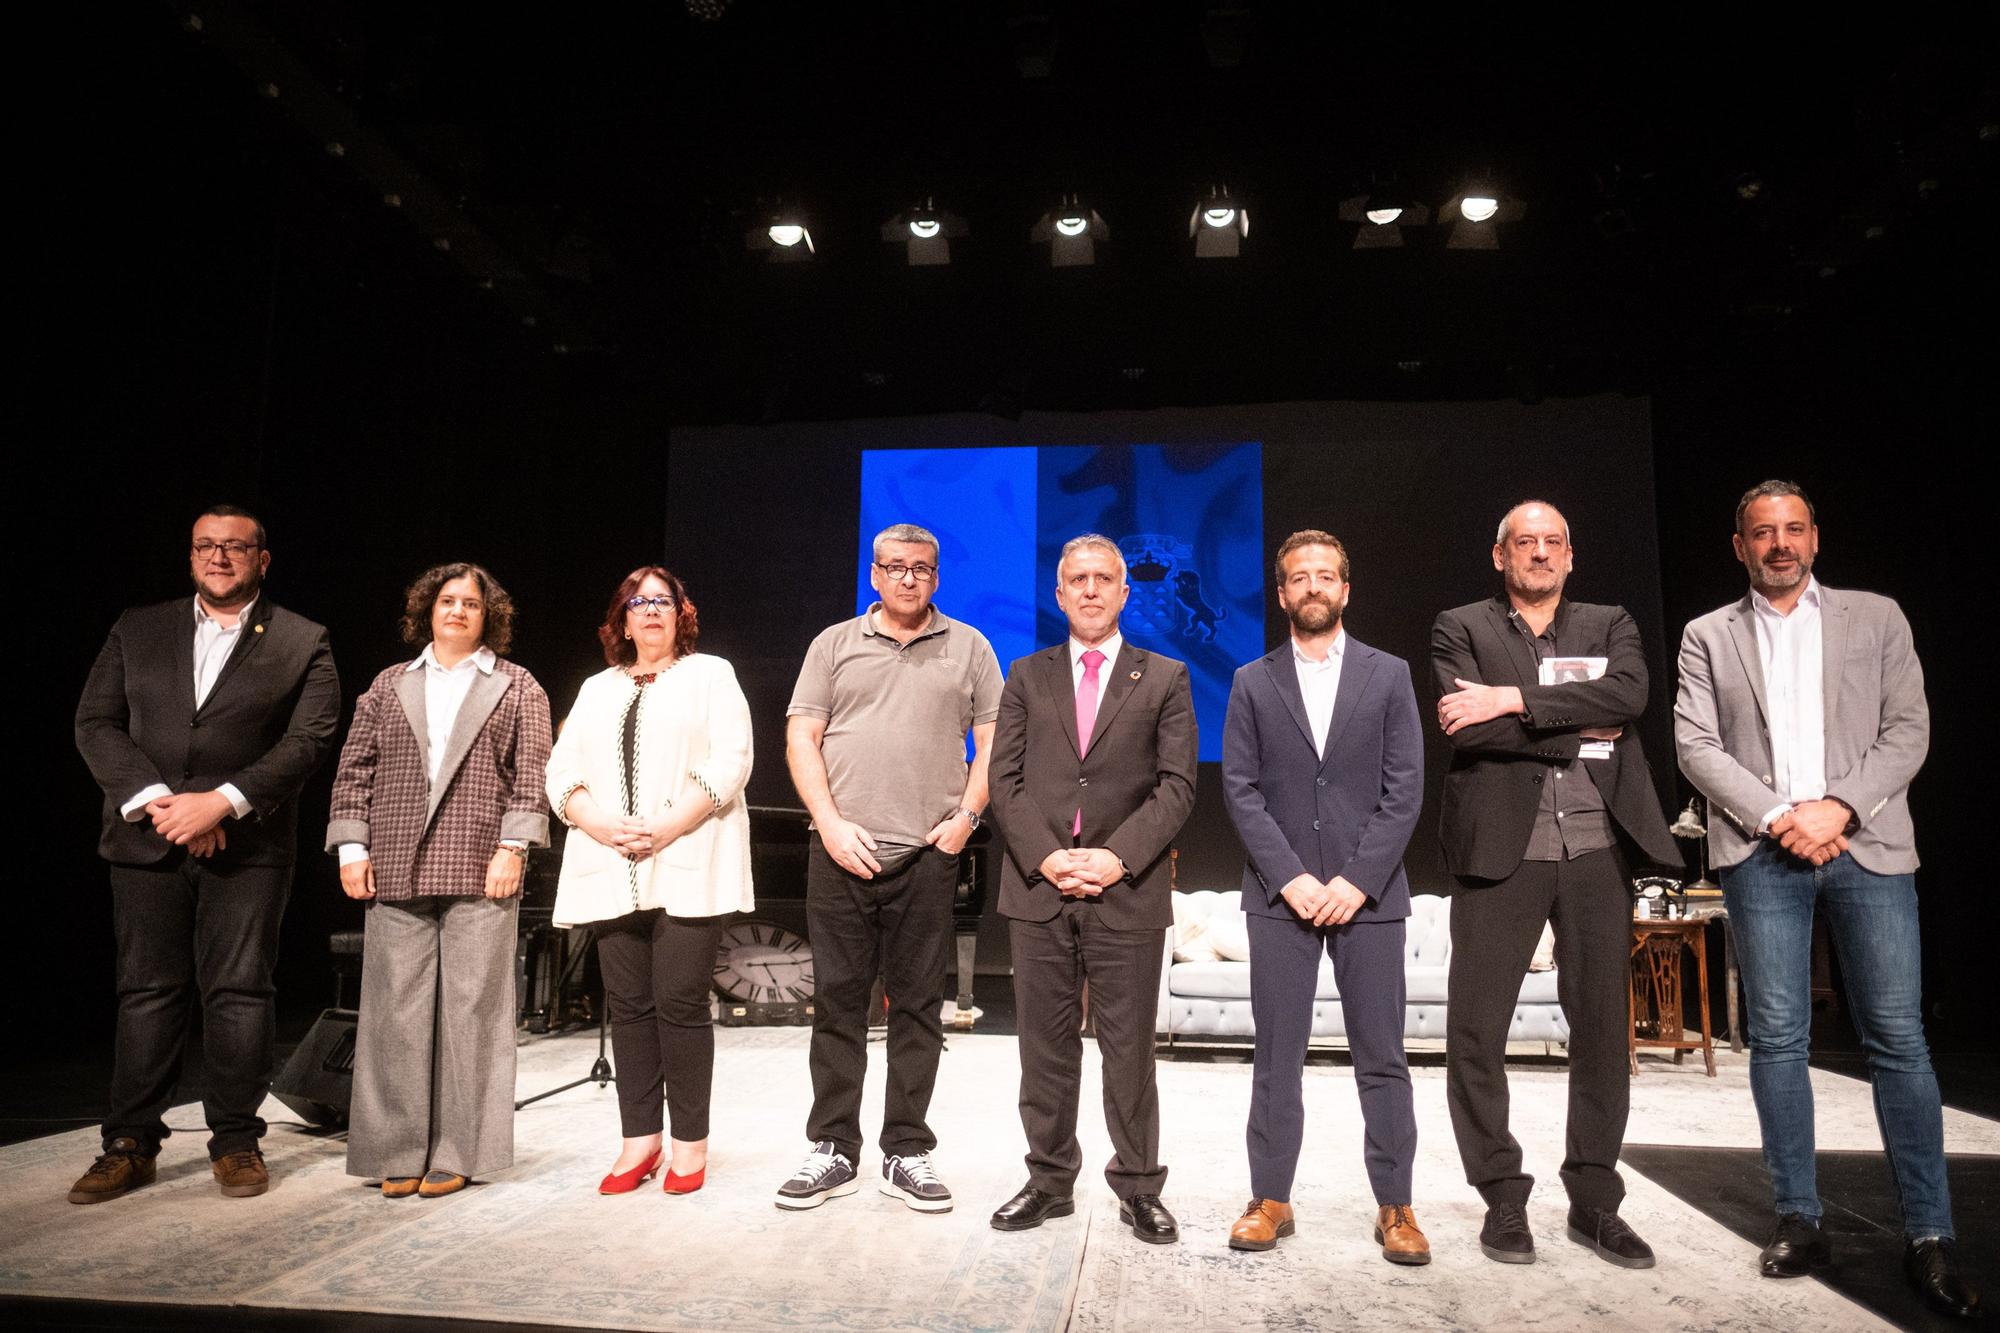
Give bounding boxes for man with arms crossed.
[1675,480,1975,1318]
[778,523,1001,1213]
[987,534,1197,1243]
[1431,500,1679,1269]
[71,505,340,1203]
[1221,530,1428,1262]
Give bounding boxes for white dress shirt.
[340,644,515,866]
[1069,631,1125,695]
[120,597,257,822]
[1752,576,1827,831]
[1291,628,1347,758]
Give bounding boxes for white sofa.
[1156,890,1569,1047]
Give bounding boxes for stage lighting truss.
[1189,186,1248,258]
[880,198,970,266]
[1338,187,1431,249]
[1030,194,1108,267]
[745,208,814,261]
[1439,182,1525,250]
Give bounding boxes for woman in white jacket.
[546,565,753,1196]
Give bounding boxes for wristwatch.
[956,807,982,830]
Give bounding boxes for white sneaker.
[880,1151,953,1213]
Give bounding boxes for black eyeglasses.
[625,595,677,612]
[192,540,260,561]
[876,562,936,583]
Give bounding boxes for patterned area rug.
[2,1027,1993,1330]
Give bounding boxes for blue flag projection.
[859,443,1263,761]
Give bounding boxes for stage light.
[1031,195,1107,266]
[746,207,815,262]
[1189,187,1247,258]
[881,199,968,266]
[1440,181,1523,249]
[1339,186,1429,249]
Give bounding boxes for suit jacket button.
[1761,775,1772,784]
[1532,775,1544,785]
[1316,777,1327,786]
[1312,819,1321,830]
[1079,778,1088,786]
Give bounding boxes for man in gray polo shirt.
[775,522,1002,1214]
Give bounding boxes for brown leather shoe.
[212,1148,269,1198]
[1228,1198,1296,1251]
[418,1171,468,1198]
[1375,1203,1432,1266]
[381,1177,422,1199]
[67,1138,157,1205]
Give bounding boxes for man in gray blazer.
[71,505,340,1205]
[1675,480,1975,1319]
[987,533,1197,1244]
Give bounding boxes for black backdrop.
[668,397,1666,899]
[16,13,1993,1076]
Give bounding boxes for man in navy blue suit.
[1220,530,1428,1263]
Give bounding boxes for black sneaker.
[879,1151,953,1213]
[1480,1202,1536,1264]
[774,1140,858,1210]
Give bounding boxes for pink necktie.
[1074,648,1105,838]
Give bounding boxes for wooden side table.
[1629,916,1717,1076]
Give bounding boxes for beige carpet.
[1,1027,1993,1330]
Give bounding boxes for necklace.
[627,657,680,686]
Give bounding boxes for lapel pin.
[253,624,264,634]
[1129,670,1142,680]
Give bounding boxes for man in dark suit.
[987,533,1197,1244]
[1221,530,1428,1263]
[1431,500,1678,1269]
[70,505,340,1204]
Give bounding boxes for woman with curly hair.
[546,566,753,1195]
[326,562,552,1198]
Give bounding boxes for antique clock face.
[712,920,814,1004]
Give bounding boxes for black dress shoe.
[1479,1202,1535,1264]
[1566,1205,1656,1269]
[1759,1213,1832,1279]
[1905,1237,1981,1319]
[989,1184,1075,1232]
[1119,1194,1179,1244]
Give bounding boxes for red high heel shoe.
[599,1148,664,1195]
[662,1163,706,1194]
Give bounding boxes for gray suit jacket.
[1673,584,1928,875]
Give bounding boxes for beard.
[1285,590,1346,634]
[191,565,261,607]
[1754,550,1812,593]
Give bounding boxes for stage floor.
[1,1026,1995,1332]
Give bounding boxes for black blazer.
[1221,637,1424,923]
[76,597,341,867]
[1430,596,1678,883]
[988,642,1197,931]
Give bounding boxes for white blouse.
[544,654,754,926]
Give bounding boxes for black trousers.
[105,857,291,1159]
[1445,846,1632,1212]
[1010,902,1167,1200]
[804,839,956,1162]
[594,909,725,1141]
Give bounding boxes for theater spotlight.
[745,208,814,262]
[1338,187,1430,249]
[880,198,969,266]
[1440,181,1524,250]
[1189,186,1248,258]
[1030,195,1107,267]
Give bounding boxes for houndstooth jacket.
[325,655,552,901]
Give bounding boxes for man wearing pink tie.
[987,534,1198,1244]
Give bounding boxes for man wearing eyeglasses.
[776,522,1002,1214]
[70,505,340,1205]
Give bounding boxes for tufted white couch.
[1156,890,1569,1047]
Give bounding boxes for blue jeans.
[1722,841,1953,1239]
